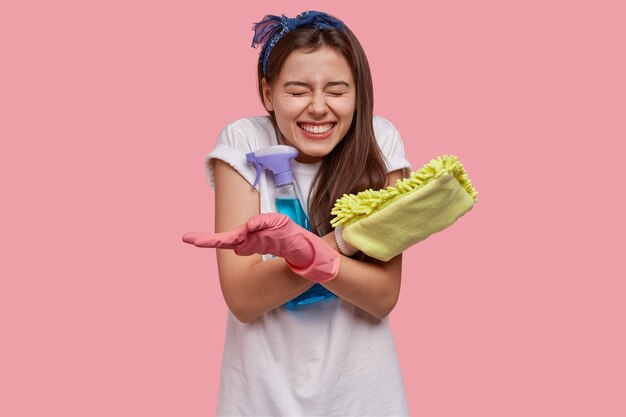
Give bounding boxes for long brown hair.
[257,22,388,237]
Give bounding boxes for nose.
[307,92,329,116]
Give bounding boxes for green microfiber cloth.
[331,155,478,261]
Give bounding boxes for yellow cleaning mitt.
[331,155,478,261]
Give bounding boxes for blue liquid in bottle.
[275,194,337,310]
[275,197,311,231]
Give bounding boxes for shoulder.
[372,114,403,148]
[206,116,276,189]
[218,116,276,148]
[372,115,413,173]
[222,115,274,133]
[373,114,399,135]
[372,115,403,146]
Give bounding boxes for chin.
[303,145,334,158]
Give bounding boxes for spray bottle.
[246,145,336,310]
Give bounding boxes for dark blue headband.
[251,11,346,76]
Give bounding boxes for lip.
[297,121,337,125]
[297,122,336,140]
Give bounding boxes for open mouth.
[297,122,337,135]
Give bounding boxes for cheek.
[340,102,356,123]
[274,100,302,120]
[336,98,356,117]
[272,104,299,141]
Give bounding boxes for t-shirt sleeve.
[375,116,413,174]
[205,121,259,189]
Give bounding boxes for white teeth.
[299,123,334,134]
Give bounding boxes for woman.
[184,11,412,416]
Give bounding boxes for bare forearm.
[218,254,315,323]
[219,232,401,322]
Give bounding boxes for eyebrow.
[283,81,351,88]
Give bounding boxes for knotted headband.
[251,11,346,75]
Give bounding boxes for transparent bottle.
[246,145,336,310]
[275,182,336,310]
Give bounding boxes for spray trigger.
[252,162,263,188]
[246,152,263,189]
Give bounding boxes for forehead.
[278,47,353,83]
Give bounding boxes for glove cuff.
[286,252,340,283]
[334,224,359,256]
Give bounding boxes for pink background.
[2,0,625,416]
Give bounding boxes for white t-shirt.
[206,115,413,417]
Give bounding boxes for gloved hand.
[182,213,340,283]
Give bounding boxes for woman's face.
[262,46,356,164]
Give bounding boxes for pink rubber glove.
[182,213,340,283]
